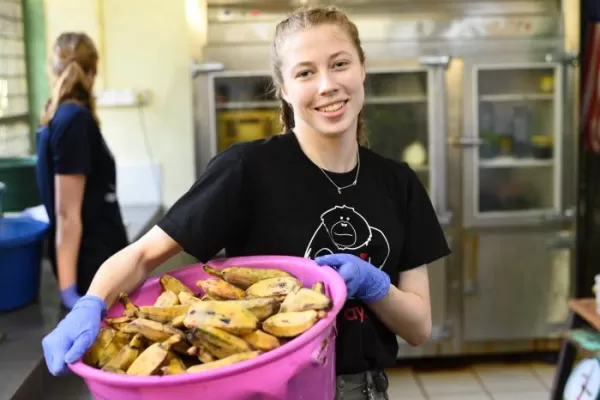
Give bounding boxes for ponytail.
[40,61,97,126]
[279,98,294,132]
[357,111,369,147]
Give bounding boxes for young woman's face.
[279,24,366,140]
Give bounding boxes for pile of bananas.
[82,265,333,376]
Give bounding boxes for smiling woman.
[41,6,450,400]
[271,12,369,173]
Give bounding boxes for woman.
[35,32,129,310]
[42,8,450,399]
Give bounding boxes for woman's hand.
[60,284,82,310]
[42,295,106,375]
[314,253,390,303]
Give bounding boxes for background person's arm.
[54,174,86,290]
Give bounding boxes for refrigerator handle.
[421,55,453,227]
[546,52,578,219]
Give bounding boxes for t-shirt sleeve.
[397,164,451,272]
[51,111,93,175]
[157,144,249,262]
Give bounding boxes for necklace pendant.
[338,188,342,195]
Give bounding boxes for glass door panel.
[212,75,280,153]
[475,66,557,216]
[363,71,430,191]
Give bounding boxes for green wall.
[23,0,48,140]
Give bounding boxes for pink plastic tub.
[69,255,347,400]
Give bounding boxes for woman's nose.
[318,72,339,96]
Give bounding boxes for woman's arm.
[54,174,86,290]
[86,226,183,308]
[367,265,432,346]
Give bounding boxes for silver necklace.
[316,150,360,195]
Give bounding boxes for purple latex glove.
[314,253,391,303]
[60,284,82,310]
[42,295,106,376]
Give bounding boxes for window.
[0,0,29,156]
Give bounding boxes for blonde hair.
[270,6,369,146]
[40,32,99,126]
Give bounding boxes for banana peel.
[203,265,291,289]
[241,330,281,352]
[183,301,258,335]
[178,291,202,306]
[138,305,189,324]
[246,276,303,298]
[225,298,281,321]
[160,352,187,375]
[104,316,135,332]
[126,335,182,376]
[279,287,332,313]
[102,333,144,372]
[160,275,194,296]
[196,277,246,300]
[311,281,326,295]
[154,290,180,307]
[262,310,321,338]
[186,326,252,359]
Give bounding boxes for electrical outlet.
[96,89,150,107]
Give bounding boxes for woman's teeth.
[317,101,345,112]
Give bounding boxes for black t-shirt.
[158,131,451,375]
[35,103,129,293]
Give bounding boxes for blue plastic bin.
[0,216,49,312]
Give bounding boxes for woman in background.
[35,32,129,310]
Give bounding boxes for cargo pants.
[335,371,389,400]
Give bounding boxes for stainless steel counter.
[0,204,163,400]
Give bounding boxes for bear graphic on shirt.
[304,205,390,269]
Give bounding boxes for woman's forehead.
[280,24,355,68]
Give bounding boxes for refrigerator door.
[362,59,455,352]
[363,60,451,223]
[460,54,565,228]
[209,71,280,157]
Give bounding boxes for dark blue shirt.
[35,103,129,293]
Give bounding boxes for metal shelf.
[479,157,554,168]
[365,95,427,104]
[215,95,429,110]
[479,93,554,102]
[216,101,279,110]
[0,113,28,124]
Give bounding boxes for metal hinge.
[419,55,451,69]
[431,324,454,341]
[448,136,483,148]
[545,52,578,66]
[191,62,225,78]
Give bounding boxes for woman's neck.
[293,122,359,173]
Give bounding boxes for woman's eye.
[296,70,312,78]
[334,61,349,68]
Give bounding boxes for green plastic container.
[0,157,40,213]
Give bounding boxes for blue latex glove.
[315,253,391,303]
[42,295,107,376]
[60,284,82,310]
